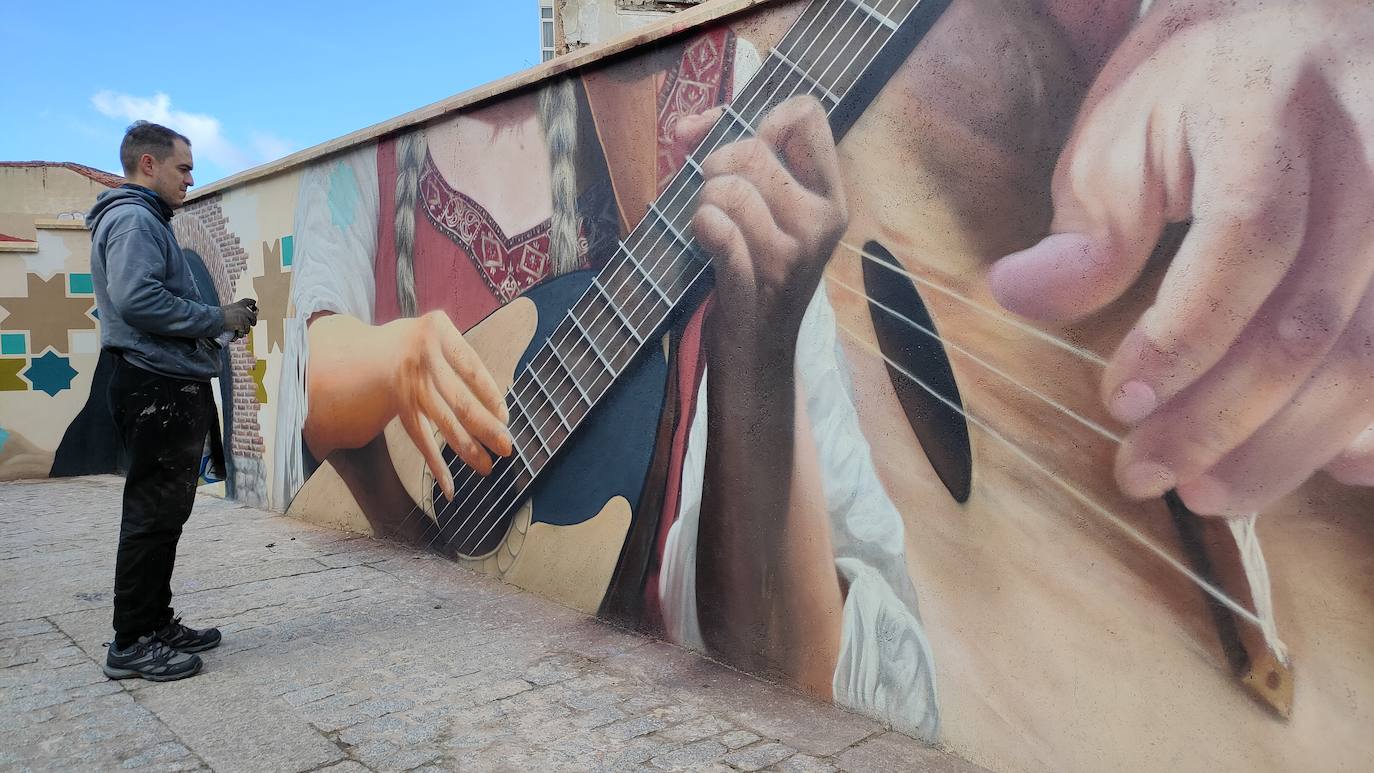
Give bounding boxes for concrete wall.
[18,0,1374,769]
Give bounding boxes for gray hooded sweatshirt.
[87,185,225,381]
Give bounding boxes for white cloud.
[250,131,295,163]
[91,91,295,177]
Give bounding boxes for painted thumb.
[988,232,1128,323]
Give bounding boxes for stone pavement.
[0,476,986,773]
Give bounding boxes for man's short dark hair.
[119,121,191,176]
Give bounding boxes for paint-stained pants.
[108,356,213,640]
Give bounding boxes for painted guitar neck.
[497,0,955,501]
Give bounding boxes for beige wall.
[0,166,114,238]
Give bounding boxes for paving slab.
[0,476,987,772]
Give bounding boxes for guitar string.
[387,0,1280,650]
[836,239,1109,366]
[828,244,1285,653]
[417,0,891,554]
[824,272,1123,445]
[826,312,1273,635]
[434,0,897,555]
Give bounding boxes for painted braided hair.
[392,77,582,319]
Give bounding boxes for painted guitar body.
[286,270,669,613]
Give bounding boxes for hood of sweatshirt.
[86,184,174,231]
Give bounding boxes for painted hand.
[678,96,849,365]
[987,3,1374,515]
[390,310,512,499]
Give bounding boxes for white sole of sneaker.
[102,659,203,682]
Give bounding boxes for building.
[545,0,708,57]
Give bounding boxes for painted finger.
[675,106,724,147]
[697,174,796,280]
[1100,118,1315,424]
[1113,171,1374,492]
[1167,294,1374,516]
[400,410,454,501]
[988,68,1173,322]
[427,334,512,459]
[702,136,828,249]
[434,313,509,425]
[757,96,845,205]
[692,201,751,282]
[418,384,494,477]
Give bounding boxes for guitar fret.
[770,48,840,107]
[842,0,898,30]
[591,277,645,346]
[547,337,593,407]
[646,203,695,253]
[531,368,574,433]
[508,391,553,457]
[569,308,617,377]
[621,244,674,310]
[721,105,757,136]
[505,439,533,478]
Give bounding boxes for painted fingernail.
[1120,461,1175,499]
[1177,475,1230,516]
[1109,380,1158,424]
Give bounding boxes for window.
[540,2,556,61]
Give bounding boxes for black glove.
[220,298,259,336]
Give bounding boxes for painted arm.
[680,97,849,694]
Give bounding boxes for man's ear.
[139,153,157,177]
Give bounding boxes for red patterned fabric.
[655,28,736,192]
[419,151,587,304]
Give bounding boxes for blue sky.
[4,1,543,185]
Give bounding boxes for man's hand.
[220,299,259,336]
[986,2,1374,515]
[679,96,849,366]
[388,311,512,500]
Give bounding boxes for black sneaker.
[103,636,202,681]
[155,617,222,653]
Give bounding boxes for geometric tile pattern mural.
[253,238,292,354]
[0,359,24,391]
[0,273,96,354]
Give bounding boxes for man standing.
[88,121,258,681]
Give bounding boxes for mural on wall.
[10,0,1358,770]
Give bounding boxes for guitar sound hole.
[426,443,528,559]
[862,240,973,503]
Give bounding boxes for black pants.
[108,356,213,642]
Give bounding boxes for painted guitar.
[289,0,959,613]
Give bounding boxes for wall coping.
[34,219,88,231]
[188,0,778,201]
